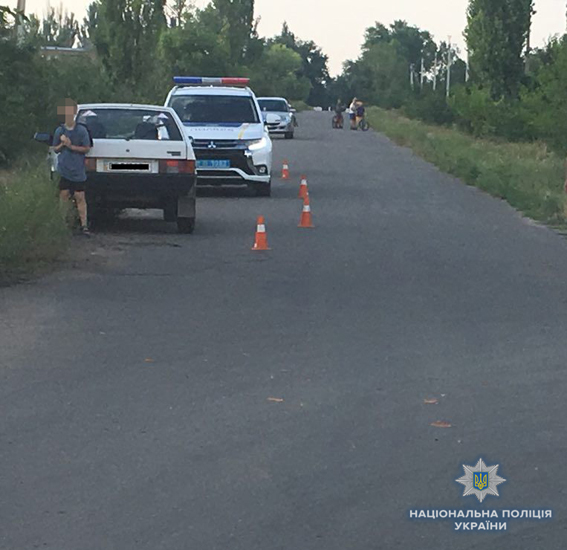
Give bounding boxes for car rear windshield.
[169,95,260,124]
[76,109,183,141]
[258,99,289,113]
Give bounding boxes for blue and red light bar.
[173,76,250,86]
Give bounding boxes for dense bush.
[449,86,535,142]
[0,43,115,163]
[403,90,455,126]
[0,162,70,273]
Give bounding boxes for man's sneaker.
[80,226,91,237]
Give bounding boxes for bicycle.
[357,117,370,132]
[332,113,344,129]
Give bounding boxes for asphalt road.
[1,112,567,549]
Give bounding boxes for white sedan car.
[258,97,295,139]
[36,104,198,233]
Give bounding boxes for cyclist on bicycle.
[334,99,345,128]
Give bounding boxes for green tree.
[272,23,330,105]
[465,0,534,98]
[334,21,444,108]
[212,0,255,65]
[0,41,44,162]
[159,8,232,79]
[338,42,410,108]
[250,43,310,100]
[166,0,190,26]
[22,8,80,48]
[362,22,390,50]
[0,4,28,39]
[41,7,79,47]
[87,0,166,99]
[363,21,436,73]
[521,37,567,151]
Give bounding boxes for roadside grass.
[0,161,70,281]
[367,107,566,224]
[291,100,311,112]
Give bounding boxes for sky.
[8,0,567,75]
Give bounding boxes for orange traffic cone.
[282,160,290,180]
[298,194,314,228]
[252,216,270,250]
[298,175,308,199]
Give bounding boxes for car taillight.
[159,160,195,174]
[85,158,97,172]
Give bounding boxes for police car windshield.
[258,100,289,113]
[169,95,260,124]
[77,108,183,141]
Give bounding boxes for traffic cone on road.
[298,194,314,228]
[252,216,270,250]
[281,160,290,180]
[298,175,308,199]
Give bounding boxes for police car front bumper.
[193,147,271,185]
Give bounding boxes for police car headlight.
[247,137,268,151]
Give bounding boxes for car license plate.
[197,160,230,169]
[105,161,151,172]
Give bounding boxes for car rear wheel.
[88,199,118,229]
[164,200,177,222]
[177,217,195,234]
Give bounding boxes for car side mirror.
[265,114,280,125]
[290,108,297,114]
[34,132,53,146]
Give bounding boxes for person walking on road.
[53,98,92,236]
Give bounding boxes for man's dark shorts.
[59,176,86,193]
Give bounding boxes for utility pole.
[433,52,438,91]
[446,36,452,99]
[525,7,532,75]
[420,57,425,91]
[14,0,26,41]
[410,63,415,90]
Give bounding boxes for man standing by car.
[53,98,92,236]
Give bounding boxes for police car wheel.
[253,182,271,197]
[177,217,195,234]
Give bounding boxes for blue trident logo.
[474,472,489,491]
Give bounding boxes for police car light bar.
[173,77,250,87]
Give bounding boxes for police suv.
[165,77,276,197]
